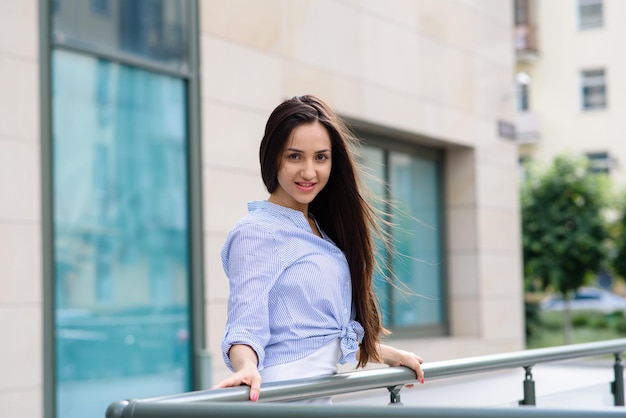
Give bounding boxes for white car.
[540,287,626,313]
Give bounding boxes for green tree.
[613,193,626,281]
[521,155,608,344]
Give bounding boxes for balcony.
[515,24,539,62]
[516,111,541,144]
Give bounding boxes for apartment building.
[515,0,626,184]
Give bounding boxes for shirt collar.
[248,200,310,231]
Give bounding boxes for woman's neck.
[267,195,309,218]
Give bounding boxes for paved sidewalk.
[334,360,623,409]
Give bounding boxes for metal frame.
[107,338,626,417]
[39,0,55,416]
[185,0,207,392]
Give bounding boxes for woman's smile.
[295,181,317,192]
[269,121,332,213]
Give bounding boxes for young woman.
[212,95,424,402]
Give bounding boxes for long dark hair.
[259,95,387,367]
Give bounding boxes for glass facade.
[361,142,446,334]
[49,1,195,417]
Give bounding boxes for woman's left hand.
[379,344,425,385]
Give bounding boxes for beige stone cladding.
[199,0,523,385]
[0,1,43,418]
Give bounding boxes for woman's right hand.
[211,345,262,402]
[211,365,262,402]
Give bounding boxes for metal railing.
[106,338,626,417]
[106,403,626,418]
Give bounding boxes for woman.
[212,95,424,402]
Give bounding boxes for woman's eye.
[316,154,329,161]
[287,153,300,160]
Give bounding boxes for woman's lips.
[295,182,316,192]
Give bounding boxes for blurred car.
[540,287,626,313]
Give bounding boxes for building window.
[579,0,603,29]
[53,0,188,70]
[586,152,611,174]
[49,1,196,417]
[52,48,192,418]
[360,140,446,336]
[518,155,532,179]
[516,72,531,111]
[581,69,607,110]
[514,0,529,25]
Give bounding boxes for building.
[0,1,523,417]
[515,0,626,184]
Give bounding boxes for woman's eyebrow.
[284,148,331,153]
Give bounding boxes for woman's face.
[269,121,332,213]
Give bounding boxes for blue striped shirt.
[221,200,364,371]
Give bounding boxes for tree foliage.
[521,155,608,295]
[613,194,626,281]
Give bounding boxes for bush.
[572,314,589,327]
[611,315,626,333]
[588,314,609,329]
[527,309,625,349]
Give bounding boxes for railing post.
[611,352,624,406]
[387,385,403,406]
[519,366,536,406]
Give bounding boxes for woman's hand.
[211,345,262,402]
[379,344,425,385]
[211,364,262,401]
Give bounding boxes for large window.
[360,140,446,336]
[581,69,607,110]
[578,0,603,29]
[46,1,200,418]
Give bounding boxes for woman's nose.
[301,160,316,178]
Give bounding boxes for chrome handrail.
[107,403,626,418]
[424,338,626,379]
[106,338,626,417]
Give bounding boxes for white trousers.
[260,339,341,404]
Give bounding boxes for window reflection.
[389,152,444,329]
[52,0,187,69]
[52,49,191,418]
[361,144,445,333]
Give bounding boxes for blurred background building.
[0,1,523,417]
[515,0,626,185]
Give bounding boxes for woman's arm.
[378,344,425,384]
[211,344,262,402]
[216,222,280,402]
[358,344,425,384]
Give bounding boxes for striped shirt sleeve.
[221,220,283,371]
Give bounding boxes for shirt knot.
[339,320,364,364]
